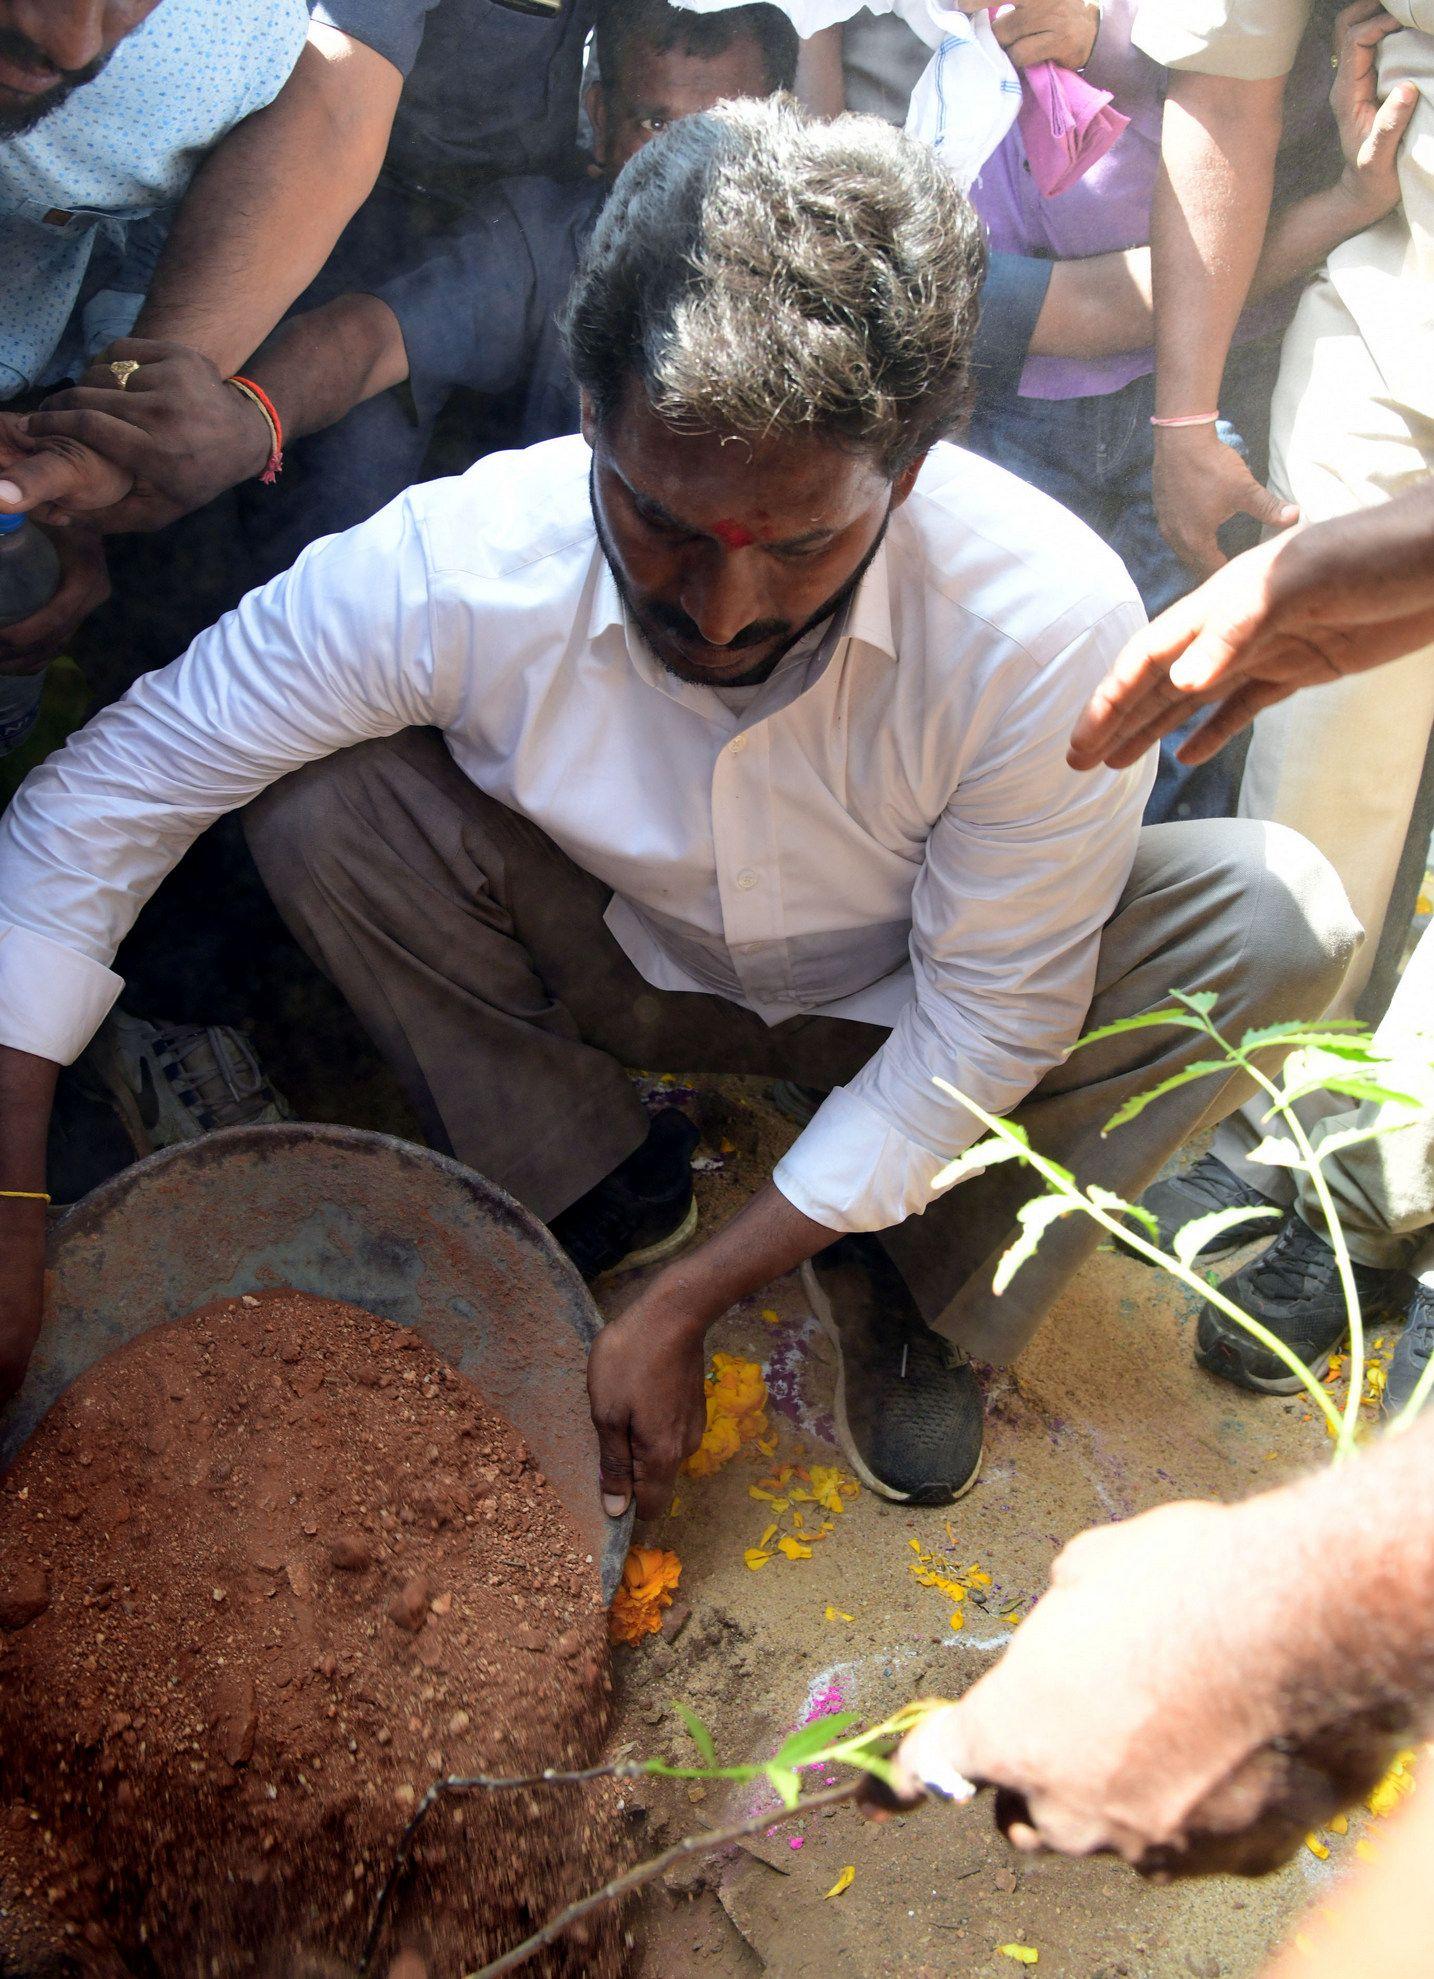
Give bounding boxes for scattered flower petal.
[744,1548,772,1572]
[824,1865,855,1899]
[777,1535,813,1561]
[1304,1833,1329,1861]
[824,1605,854,1622]
[997,1945,1038,1965]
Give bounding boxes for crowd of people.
[1,0,1432,1942]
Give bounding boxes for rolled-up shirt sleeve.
[773,599,1152,1232]
[309,0,435,75]
[0,492,452,1065]
[1131,0,1310,79]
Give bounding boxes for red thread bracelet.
[227,374,285,483]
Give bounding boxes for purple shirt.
[970,0,1330,401]
[970,0,1163,399]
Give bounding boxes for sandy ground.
[598,1077,1387,1979]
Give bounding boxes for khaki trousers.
[244,730,1358,1363]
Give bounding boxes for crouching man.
[0,100,1357,1518]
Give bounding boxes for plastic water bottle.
[0,514,59,758]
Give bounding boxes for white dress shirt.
[0,433,1151,1232]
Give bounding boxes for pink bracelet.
[1150,411,1219,428]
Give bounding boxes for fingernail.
[602,1492,629,1518]
[0,481,21,505]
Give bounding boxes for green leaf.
[931,1135,1027,1192]
[767,1766,802,1809]
[1172,1204,1280,1269]
[1102,1059,1232,1132]
[1169,989,1220,1015]
[1087,1185,1159,1239]
[849,1750,900,1791]
[1236,1020,1370,1053]
[773,1713,861,1770]
[1279,1073,1425,1111]
[674,1702,716,1768]
[1245,1134,1303,1169]
[1068,1007,1211,1053]
[993,1196,1075,1294]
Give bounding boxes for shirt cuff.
[0,923,122,1065]
[772,1085,975,1233]
[972,253,1053,402]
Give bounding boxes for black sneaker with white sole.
[1138,1151,1282,1263]
[801,1234,983,1504]
[1381,1283,1434,1422]
[1196,1211,1411,1394]
[550,1107,700,1281]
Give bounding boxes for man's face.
[0,0,160,135]
[588,34,775,177]
[586,383,921,689]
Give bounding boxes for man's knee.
[243,737,408,893]
[1236,820,1363,1011]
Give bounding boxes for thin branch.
[464,1778,863,1978]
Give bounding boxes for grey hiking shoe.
[1138,1151,1281,1263]
[79,1009,289,1156]
[801,1235,983,1504]
[1196,1211,1411,1394]
[1382,1284,1434,1422]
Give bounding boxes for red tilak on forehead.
[711,518,757,550]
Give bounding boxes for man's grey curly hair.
[561,93,986,479]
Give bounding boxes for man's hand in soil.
[1068,479,1434,771]
[587,1289,710,1521]
[0,522,109,676]
[871,1426,1434,1874]
[587,1181,838,1520]
[0,1047,60,1403]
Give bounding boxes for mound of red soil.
[0,1290,624,1976]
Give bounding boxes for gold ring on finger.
[109,359,141,390]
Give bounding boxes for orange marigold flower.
[608,1545,682,1645]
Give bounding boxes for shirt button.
[728,733,748,754]
[736,868,760,891]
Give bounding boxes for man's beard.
[0,36,112,136]
[590,467,893,689]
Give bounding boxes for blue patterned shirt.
[0,0,308,400]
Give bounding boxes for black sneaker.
[801,1235,983,1504]
[1382,1283,1434,1422]
[1196,1212,1411,1394]
[550,1108,700,1281]
[1138,1152,1282,1263]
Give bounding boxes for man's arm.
[132,24,403,377]
[1069,477,1434,771]
[1147,66,1299,575]
[879,1415,1434,1872]
[0,1046,58,1401]
[0,490,447,1394]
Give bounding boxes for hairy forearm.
[244,293,409,445]
[647,1180,837,1335]
[1252,180,1385,301]
[1266,479,1434,623]
[0,1044,57,1192]
[134,30,400,376]
[1152,72,1286,414]
[1244,1420,1434,1735]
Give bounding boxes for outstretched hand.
[0,410,134,526]
[1068,522,1434,772]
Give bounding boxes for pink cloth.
[1016,60,1129,197]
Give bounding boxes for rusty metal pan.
[2,1123,631,1601]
